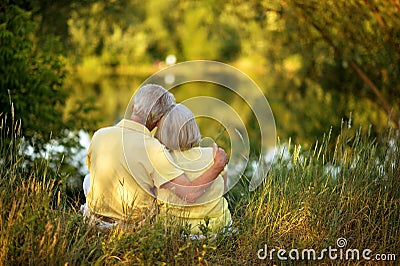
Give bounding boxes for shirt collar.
[116,119,152,137]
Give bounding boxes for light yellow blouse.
[157,147,231,234]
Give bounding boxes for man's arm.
[161,143,227,203]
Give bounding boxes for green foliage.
[4,0,399,146]
[0,4,98,187]
[67,0,242,68]
[0,5,63,150]
[261,0,400,136]
[178,1,241,61]
[0,6,67,150]
[68,0,149,68]
[59,0,399,146]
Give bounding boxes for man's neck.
[130,115,153,130]
[130,114,142,123]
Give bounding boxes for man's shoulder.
[94,124,119,134]
[91,125,120,141]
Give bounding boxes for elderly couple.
[81,84,231,235]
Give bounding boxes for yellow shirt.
[86,119,184,221]
[157,147,231,234]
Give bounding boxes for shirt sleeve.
[146,141,184,188]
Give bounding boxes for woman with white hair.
[155,104,231,236]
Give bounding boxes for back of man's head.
[132,84,175,129]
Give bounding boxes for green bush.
[0,4,98,189]
[0,5,68,150]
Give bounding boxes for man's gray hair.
[132,84,175,129]
[155,104,201,151]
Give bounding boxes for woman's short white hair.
[132,84,175,129]
[155,104,201,151]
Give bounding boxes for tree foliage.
[0,4,97,185]
[2,0,399,151]
[63,0,399,144]
[0,5,69,150]
[278,0,400,127]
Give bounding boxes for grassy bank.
[0,118,399,265]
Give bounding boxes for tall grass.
[0,114,399,265]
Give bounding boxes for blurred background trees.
[1,0,399,166]
[66,0,399,141]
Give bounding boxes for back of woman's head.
[155,104,201,151]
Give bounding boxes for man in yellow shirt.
[85,84,227,223]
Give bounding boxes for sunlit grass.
[0,114,398,264]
